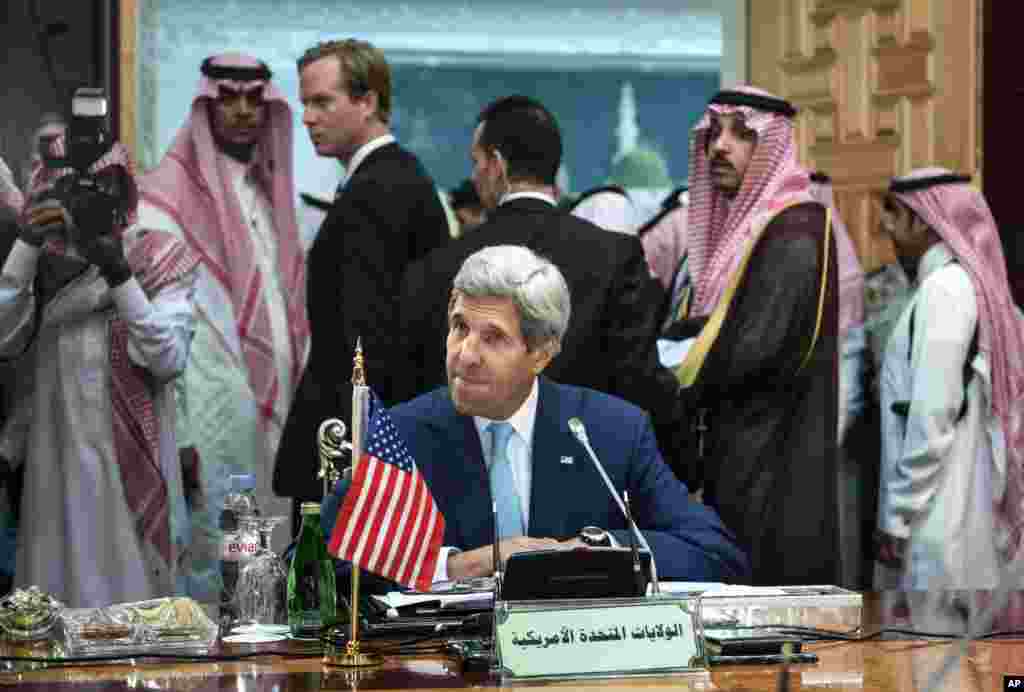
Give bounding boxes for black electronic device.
[360,615,464,637]
[360,611,493,639]
[704,628,802,656]
[566,417,661,594]
[499,547,652,601]
[65,88,112,173]
[37,87,134,236]
[446,638,496,673]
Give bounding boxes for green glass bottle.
[287,502,337,639]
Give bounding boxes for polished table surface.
[1,593,1023,691]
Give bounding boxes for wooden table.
[0,593,1022,691]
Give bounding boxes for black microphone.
[567,417,661,595]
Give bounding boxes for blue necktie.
[488,421,524,539]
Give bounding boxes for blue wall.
[385,65,719,193]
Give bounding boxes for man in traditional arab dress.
[139,53,309,598]
[0,138,199,607]
[669,86,840,585]
[874,169,1024,591]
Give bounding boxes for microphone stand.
[623,491,646,597]
[491,500,503,669]
[492,500,504,599]
[568,418,661,595]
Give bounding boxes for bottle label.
[221,538,260,561]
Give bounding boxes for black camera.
[41,87,134,234]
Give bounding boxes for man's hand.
[875,529,907,569]
[447,536,564,580]
[75,223,131,286]
[20,200,70,248]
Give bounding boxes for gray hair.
[451,245,571,352]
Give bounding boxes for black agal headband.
[709,90,797,118]
[200,57,273,82]
[889,173,972,194]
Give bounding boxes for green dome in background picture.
[609,147,671,189]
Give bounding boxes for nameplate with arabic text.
[495,596,704,680]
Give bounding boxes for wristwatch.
[579,526,612,547]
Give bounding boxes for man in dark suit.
[326,245,747,583]
[275,39,449,524]
[397,96,688,481]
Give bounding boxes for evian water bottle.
[219,473,260,622]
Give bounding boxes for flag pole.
[327,337,382,667]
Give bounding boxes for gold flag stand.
[324,338,384,668]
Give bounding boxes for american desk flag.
[327,392,445,592]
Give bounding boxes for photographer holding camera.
[0,90,201,608]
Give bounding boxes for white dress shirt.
[500,190,557,207]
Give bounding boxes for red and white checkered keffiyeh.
[891,168,1024,562]
[686,86,816,317]
[141,52,309,428]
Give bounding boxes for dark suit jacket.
[274,142,449,500]
[396,197,688,478]
[324,378,748,582]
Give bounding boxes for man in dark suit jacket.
[397,95,688,481]
[275,39,449,519]
[325,245,747,583]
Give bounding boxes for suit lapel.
[527,379,580,539]
[430,380,586,545]
[427,392,493,549]
[331,143,399,209]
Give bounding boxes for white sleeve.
[884,271,976,538]
[432,547,461,586]
[112,269,198,382]
[0,241,41,358]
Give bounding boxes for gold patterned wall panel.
[749,0,979,273]
[119,0,139,166]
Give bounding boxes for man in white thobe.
[139,53,309,601]
[0,141,198,608]
[875,168,1024,592]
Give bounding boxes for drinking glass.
[235,516,288,627]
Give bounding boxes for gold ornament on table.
[323,337,383,668]
[317,418,352,499]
